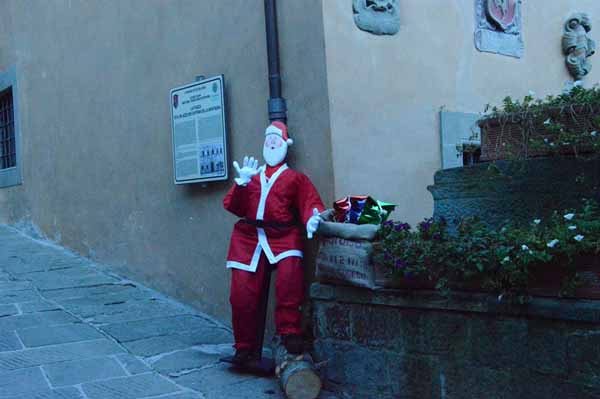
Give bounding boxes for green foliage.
[480,85,600,161]
[484,85,600,120]
[373,200,600,302]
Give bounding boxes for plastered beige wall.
[323,0,600,226]
[0,0,333,325]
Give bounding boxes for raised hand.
[306,208,323,239]
[233,156,262,186]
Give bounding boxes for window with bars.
[0,66,22,188]
[0,88,16,170]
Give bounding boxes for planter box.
[478,104,600,161]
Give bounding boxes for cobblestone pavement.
[0,225,338,399]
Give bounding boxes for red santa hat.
[265,121,293,146]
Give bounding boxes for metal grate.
[0,88,15,170]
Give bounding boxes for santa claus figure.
[223,121,324,366]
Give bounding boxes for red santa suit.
[223,162,324,351]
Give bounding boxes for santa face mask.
[263,134,288,167]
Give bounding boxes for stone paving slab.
[42,356,128,387]
[120,329,233,357]
[0,310,78,331]
[2,387,83,399]
[172,363,257,393]
[114,353,151,375]
[156,393,205,399]
[1,255,89,276]
[0,339,124,371]
[0,289,42,305]
[63,299,191,325]
[0,367,49,396]
[0,281,33,291]
[81,373,180,399]
[16,323,104,348]
[40,283,145,301]
[0,332,23,352]
[19,300,61,313]
[0,304,18,317]
[150,349,221,376]
[100,315,218,343]
[20,269,118,291]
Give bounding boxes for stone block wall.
[310,283,600,399]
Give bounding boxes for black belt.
[240,219,300,229]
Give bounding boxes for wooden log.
[274,340,322,399]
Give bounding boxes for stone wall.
[311,283,600,399]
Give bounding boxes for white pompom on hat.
[265,121,293,146]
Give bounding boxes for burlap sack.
[317,209,380,241]
[315,237,375,289]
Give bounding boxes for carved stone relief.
[475,0,523,58]
[563,13,596,81]
[352,0,400,36]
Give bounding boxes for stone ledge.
[310,283,600,324]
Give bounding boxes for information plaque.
[170,75,228,184]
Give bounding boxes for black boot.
[230,349,258,366]
[282,334,304,355]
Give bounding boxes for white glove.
[233,156,262,186]
[306,208,322,239]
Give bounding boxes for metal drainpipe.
[264,0,287,123]
[252,0,287,363]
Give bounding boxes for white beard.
[263,144,287,167]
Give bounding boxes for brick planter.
[310,283,600,399]
[479,104,600,162]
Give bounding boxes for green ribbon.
[358,197,396,225]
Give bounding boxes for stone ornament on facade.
[352,0,400,36]
[563,13,596,81]
[475,0,523,58]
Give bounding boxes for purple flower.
[432,232,442,241]
[383,220,394,227]
[418,218,434,233]
[395,259,406,269]
[384,252,392,261]
[394,222,410,232]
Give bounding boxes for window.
[0,66,21,188]
[440,111,482,169]
[0,88,16,170]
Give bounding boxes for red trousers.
[230,253,304,351]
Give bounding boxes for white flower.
[550,143,556,147]
[568,225,577,230]
[547,239,560,248]
[574,235,584,242]
[502,256,510,263]
[543,118,552,125]
[544,138,549,143]
[533,219,541,225]
[522,245,530,251]
[497,294,504,302]
[564,213,575,221]
[591,131,597,137]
